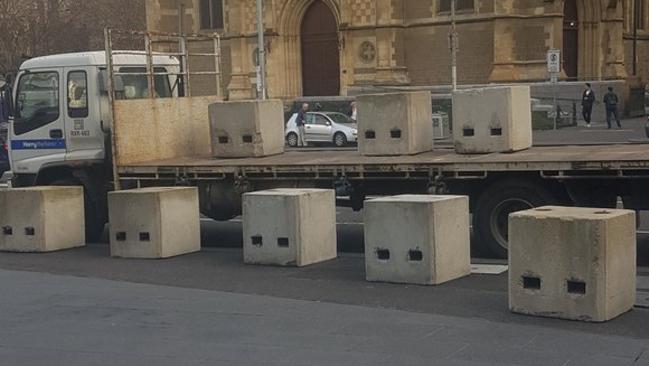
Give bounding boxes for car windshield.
[326,112,355,124]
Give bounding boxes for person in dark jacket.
[603,86,622,129]
[581,83,595,127]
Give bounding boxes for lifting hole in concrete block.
[242,135,253,143]
[535,208,553,212]
[390,129,402,139]
[116,232,127,242]
[218,136,229,144]
[277,237,289,248]
[139,232,151,242]
[523,276,541,290]
[463,128,475,137]
[365,130,376,139]
[408,249,423,262]
[377,249,390,261]
[594,210,611,215]
[491,128,503,136]
[251,235,263,247]
[567,280,586,295]
[2,226,12,236]
[24,227,35,236]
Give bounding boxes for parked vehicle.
[285,111,357,147]
[5,33,649,258]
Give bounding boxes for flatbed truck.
[4,31,649,258]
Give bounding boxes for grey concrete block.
[509,206,636,322]
[453,86,532,154]
[243,189,337,267]
[209,99,285,158]
[0,187,85,252]
[357,92,433,156]
[108,187,200,259]
[364,195,471,285]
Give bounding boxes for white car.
[285,111,358,147]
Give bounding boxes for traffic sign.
[547,49,561,73]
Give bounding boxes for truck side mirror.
[99,70,125,94]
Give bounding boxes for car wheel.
[333,132,347,147]
[286,133,298,147]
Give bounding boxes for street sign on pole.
[547,49,561,74]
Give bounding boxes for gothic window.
[438,0,475,13]
[200,0,224,30]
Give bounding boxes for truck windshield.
[117,67,172,99]
[13,71,60,136]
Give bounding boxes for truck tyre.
[51,179,106,243]
[474,180,558,259]
[286,133,298,147]
[333,132,347,147]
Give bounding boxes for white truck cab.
[4,51,179,240]
[9,51,178,178]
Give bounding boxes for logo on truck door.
[11,139,66,150]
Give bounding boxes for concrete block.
[509,206,636,322]
[209,99,285,158]
[0,187,85,252]
[357,92,433,156]
[364,195,470,285]
[452,86,532,154]
[108,187,200,259]
[243,189,337,267]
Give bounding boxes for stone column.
[601,3,628,79]
[373,0,409,85]
[227,2,253,100]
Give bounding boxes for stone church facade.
[146,0,649,100]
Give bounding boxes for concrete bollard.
[243,189,337,267]
[357,92,433,156]
[509,206,636,322]
[0,187,85,252]
[108,187,200,259]
[452,86,532,154]
[364,195,471,285]
[209,99,285,158]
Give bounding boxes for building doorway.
[300,1,340,96]
[563,0,579,80]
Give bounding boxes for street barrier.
[0,187,85,252]
[509,206,636,322]
[453,86,532,153]
[243,189,337,267]
[209,99,285,158]
[357,92,433,156]
[108,187,200,259]
[364,195,471,285]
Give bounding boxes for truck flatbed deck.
[119,144,649,180]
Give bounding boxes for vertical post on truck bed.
[104,28,121,191]
[214,36,222,97]
[256,0,267,99]
[144,33,155,100]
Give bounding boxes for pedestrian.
[581,83,595,128]
[603,86,622,129]
[296,103,309,147]
[348,101,357,121]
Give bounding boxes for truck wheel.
[51,179,106,243]
[334,133,347,147]
[286,133,298,147]
[474,180,558,259]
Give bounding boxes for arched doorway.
[563,0,579,79]
[300,1,340,96]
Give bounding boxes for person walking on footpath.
[603,86,622,129]
[581,83,595,127]
[296,103,309,147]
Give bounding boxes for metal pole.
[144,33,155,99]
[103,28,121,191]
[256,0,267,99]
[450,0,458,92]
[633,0,638,76]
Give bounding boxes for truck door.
[10,69,66,175]
[64,67,104,162]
